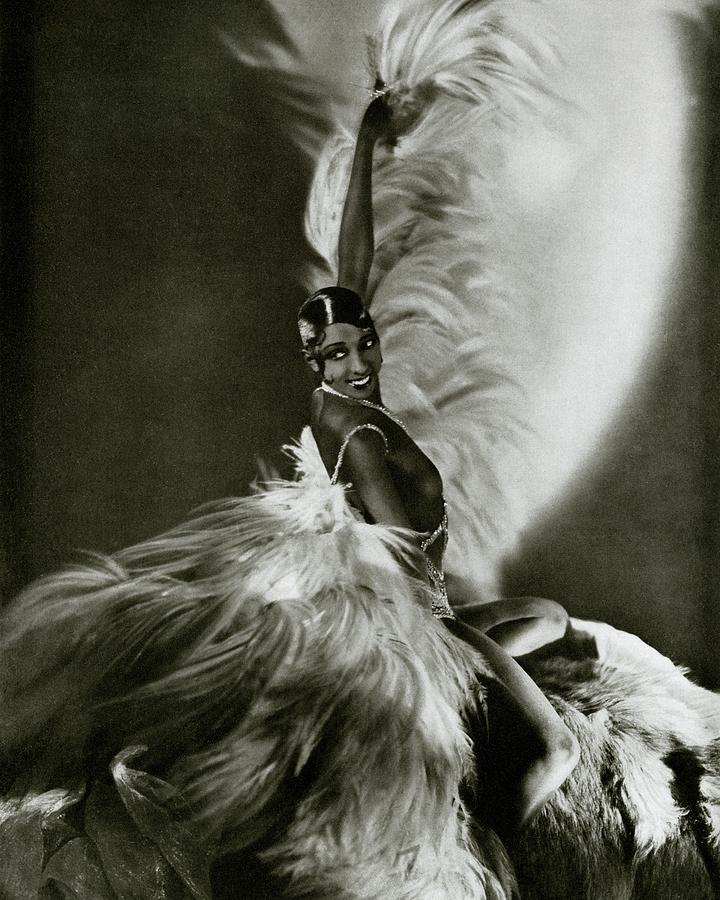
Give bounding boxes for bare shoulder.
[311,390,369,442]
[310,390,389,467]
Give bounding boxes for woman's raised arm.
[336,97,390,298]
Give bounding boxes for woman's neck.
[318,381,384,408]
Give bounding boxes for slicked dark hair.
[298,286,375,352]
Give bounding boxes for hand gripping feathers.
[2,1,720,899]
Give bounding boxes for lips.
[347,374,372,389]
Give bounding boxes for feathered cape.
[0,428,514,900]
[4,435,720,899]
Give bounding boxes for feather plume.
[301,0,559,592]
[297,0,715,598]
[302,132,356,288]
[0,432,507,898]
[370,0,558,124]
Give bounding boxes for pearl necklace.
[320,382,407,432]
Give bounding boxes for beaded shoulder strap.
[331,423,389,485]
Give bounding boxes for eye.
[325,348,347,361]
[361,336,378,350]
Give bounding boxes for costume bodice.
[321,411,454,619]
[328,422,446,548]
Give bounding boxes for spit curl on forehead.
[297,287,375,354]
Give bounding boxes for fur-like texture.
[7,434,720,899]
[4,1,719,897]
[0,429,516,900]
[511,622,720,899]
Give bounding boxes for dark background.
[3,3,719,684]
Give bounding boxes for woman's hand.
[360,95,392,143]
[362,79,440,147]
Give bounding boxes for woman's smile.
[316,322,383,401]
[347,373,372,390]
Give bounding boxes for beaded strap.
[419,503,448,555]
[324,399,455,620]
[427,561,455,620]
[330,423,389,485]
[419,502,455,620]
[320,382,407,431]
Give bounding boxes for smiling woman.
[2,1,720,898]
[297,91,580,841]
[315,321,381,395]
[298,287,383,399]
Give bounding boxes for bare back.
[310,389,445,539]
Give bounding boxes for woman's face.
[315,322,382,400]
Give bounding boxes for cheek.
[322,358,346,379]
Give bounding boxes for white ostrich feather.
[298,0,559,593]
[0,446,511,899]
[302,131,355,287]
[370,0,558,120]
[295,0,714,595]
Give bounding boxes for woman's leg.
[452,595,569,657]
[445,617,579,836]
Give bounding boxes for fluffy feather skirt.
[3,434,720,898]
[0,429,508,900]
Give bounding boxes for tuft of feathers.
[509,620,720,899]
[0,429,513,900]
[302,0,559,593]
[369,0,558,126]
[299,0,715,595]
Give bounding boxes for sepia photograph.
[2,0,719,896]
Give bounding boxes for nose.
[348,348,367,374]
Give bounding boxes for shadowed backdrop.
[2,0,719,684]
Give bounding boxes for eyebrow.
[320,332,377,352]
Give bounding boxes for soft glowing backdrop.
[2,0,718,682]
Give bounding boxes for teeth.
[350,375,371,387]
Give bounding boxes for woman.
[0,88,523,890]
[297,97,578,842]
[0,90,572,889]
[3,3,720,897]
